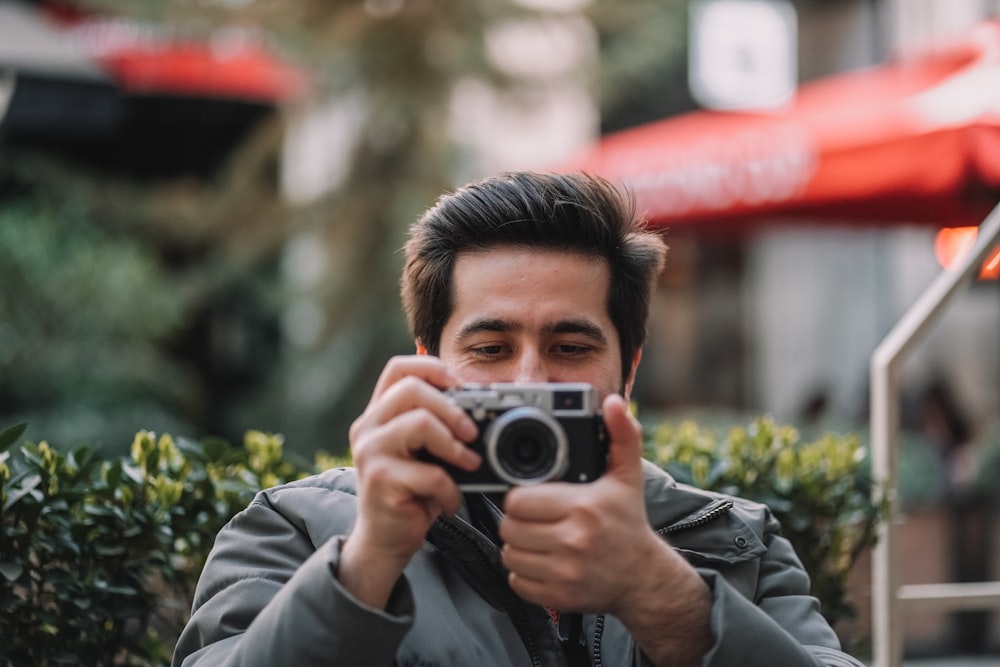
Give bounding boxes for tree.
[2,0,689,454]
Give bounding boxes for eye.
[554,343,591,356]
[471,344,505,357]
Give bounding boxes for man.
[173,172,863,666]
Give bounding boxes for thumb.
[602,394,644,477]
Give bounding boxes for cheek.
[597,360,627,397]
[456,370,494,385]
[446,359,505,385]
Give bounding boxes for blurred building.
[586,0,1000,455]
[281,0,1000,447]
[567,0,1000,658]
[0,0,303,178]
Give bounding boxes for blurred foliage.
[0,157,194,448]
[0,421,349,666]
[646,416,888,628]
[586,0,691,128]
[1,413,882,664]
[3,0,694,457]
[0,152,284,451]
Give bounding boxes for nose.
[512,349,549,384]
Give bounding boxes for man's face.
[436,247,635,400]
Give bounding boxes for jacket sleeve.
[171,492,413,667]
[695,514,865,667]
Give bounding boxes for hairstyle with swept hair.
[400,171,667,385]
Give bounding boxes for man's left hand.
[499,393,660,614]
[499,393,713,667]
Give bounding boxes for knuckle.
[390,375,426,401]
[383,354,409,374]
[394,373,420,390]
[351,444,372,467]
[350,423,388,466]
[563,527,594,554]
[363,457,394,485]
[503,490,523,515]
[428,464,457,491]
[348,415,368,445]
[408,407,436,431]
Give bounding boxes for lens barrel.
[485,407,569,486]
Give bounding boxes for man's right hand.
[338,355,480,609]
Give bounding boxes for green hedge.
[0,424,346,666]
[646,417,887,626]
[2,419,885,665]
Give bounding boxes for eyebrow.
[453,317,609,345]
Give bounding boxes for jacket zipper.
[436,518,544,667]
[591,499,734,667]
[659,499,734,537]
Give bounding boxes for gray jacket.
[172,461,864,666]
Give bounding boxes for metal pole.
[871,202,1000,667]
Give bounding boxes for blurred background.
[2,0,1000,658]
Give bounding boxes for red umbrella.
[565,21,1000,230]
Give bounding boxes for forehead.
[447,247,614,327]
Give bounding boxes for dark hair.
[401,171,667,384]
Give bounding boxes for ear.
[623,348,643,400]
[416,341,428,355]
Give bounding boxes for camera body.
[431,382,608,492]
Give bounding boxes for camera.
[425,382,608,492]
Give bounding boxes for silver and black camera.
[427,382,608,492]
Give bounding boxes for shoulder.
[257,466,359,504]
[225,467,361,548]
[641,460,776,538]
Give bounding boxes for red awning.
[565,22,1000,230]
[40,4,307,104]
[83,27,308,103]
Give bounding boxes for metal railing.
[870,201,1000,667]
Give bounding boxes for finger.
[371,408,482,471]
[602,394,643,474]
[503,483,576,522]
[364,457,465,517]
[498,513,556,549]
[372,355,460,398]
[506,572,551,606]
[363,374,478,443]
[501,516,598,558]
[507,568,585,612]
[501,543,554,581]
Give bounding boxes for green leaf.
[94,580,137,595]
[201,436,233,463]
[0,423,27,453]
[4,474,42,511]
[175,436,208,462]
[105,460,122,489]
[0,562,24,581]
[67,446,94,470]
[121,462,145,485]
[94,542,127,557]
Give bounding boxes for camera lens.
[485,407,568,486]
[500,423,554,477]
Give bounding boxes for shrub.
[0,423,326,667]
[646,416,888,626]
[2,416,883,664]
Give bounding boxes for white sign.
[689,0,798,110]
